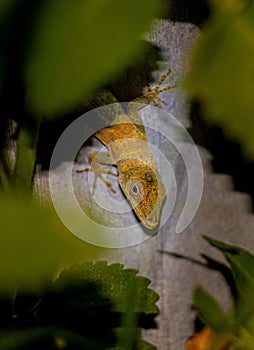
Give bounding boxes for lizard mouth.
[142,214,159,229]
[141,191,166,230]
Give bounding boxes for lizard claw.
[145,68,176,106]
[77,166,117,194]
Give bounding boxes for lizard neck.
[116,154,158,175]
[108,138,154,164]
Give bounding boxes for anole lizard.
[77,69,175,229]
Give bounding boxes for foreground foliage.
[187,235,254,350]
[0,262,159,349]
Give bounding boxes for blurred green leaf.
[0,262,158,349]
[113,329,157,350]
[25,0,164,116]
[0,0,16,19]
[203,235,254,282]
[185,0,254,158]
[202,235,254,298]
[0,193,99,294]
[0,55,2,89]
[0,327,104,350]
[203,235,254,330]
[132,340,157,350]
[238,326,254,350]
[13,118,41,193]
[187,235,254,348]
[193,286,231,333]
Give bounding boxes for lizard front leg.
[127,68,176,127]
[143,68,176,106]
[77,151,118,194]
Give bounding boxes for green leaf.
[13,117,41,193]
[37,262,159,349]
[203,235,254,329]
[0,261,158,349]
[0,193,99,294]
[0,0,17,19]
[203,235,254,277]
[185,0,254,158]
[190,236,254,345]
[193,286,231,333]
[0,327,105,350]
[112,329,157,350]
[49,261,159,314]
[134,340,157,350]
[203,235,254,290]
[237,326,254,350]
[25,0,164,116]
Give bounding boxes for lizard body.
[78,70,175,229]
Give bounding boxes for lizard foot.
[145,68,176,106]
[77,166,118,195]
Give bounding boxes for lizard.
[77,69,175,229]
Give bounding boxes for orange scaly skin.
[78,70,175,229]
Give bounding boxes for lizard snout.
[143,213,160,229]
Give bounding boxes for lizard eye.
[129,181,143,200]
[131,184,139,195]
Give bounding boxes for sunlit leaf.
[0,193,99,294]
[185,0,254,158]
[25,0,164,116]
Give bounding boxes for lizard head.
[117,159,166,229]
